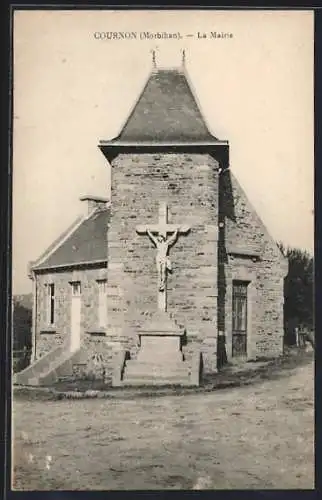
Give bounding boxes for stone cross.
[136,202,190,311]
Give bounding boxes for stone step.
[122,377,191,387]
[18,349,80,386]
[136,357,184,364]
[37,352,79,385]
[124,374,191,383]
[25,377,40,386]
[125,359,187,369]
[136,355,184,363]
[123,371,190,382]
[14,345,65,385]
[124,366,190,377]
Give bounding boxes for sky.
[12,9,314,294]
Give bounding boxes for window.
[97,279,107,328]
[46,283,55,325]
[232,281,248,357]
[232,282,247,332]
[71,281,81,297]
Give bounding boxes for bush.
[278,243,314,345]
[13,297,32,352]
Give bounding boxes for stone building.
[15,58,288,387]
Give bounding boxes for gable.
[222,171,288,272]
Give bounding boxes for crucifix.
[136,202,190,312]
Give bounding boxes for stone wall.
[219,171,288,362]
[107,153,220,373]
[34,266,116,377]
[32,155,287,380]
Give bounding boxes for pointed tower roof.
[99,57,228,162]
[116,67,216,142]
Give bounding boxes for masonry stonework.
[21,64,288,387]
[31,160,287,381]
[107,153,220,373]
[35,266,117,378]
[219,171,288,362]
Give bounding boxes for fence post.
[295,327,299,347]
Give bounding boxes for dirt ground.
[12,354,314,490]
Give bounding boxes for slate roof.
[114,68,217,143]
[32,209,109,271]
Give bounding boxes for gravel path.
[12,359,314,490]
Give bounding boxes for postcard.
[11,9,314,490]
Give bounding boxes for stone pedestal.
[118,311,197,386]
[138,310,184,354]
[138,336,183,363]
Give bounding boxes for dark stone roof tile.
[116,69,216,143]
[32,209,109,271]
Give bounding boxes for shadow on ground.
[203,346,314,388]
[13,347,314,401]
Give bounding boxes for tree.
[278,242,314,344]
[12,297,32,351]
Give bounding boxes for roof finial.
[182,48,186,67]
[151,49,157,69]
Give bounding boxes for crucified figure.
[147,229,179,292]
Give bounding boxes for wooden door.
[232,281,248,357]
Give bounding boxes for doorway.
[232,280,249,358]
[70,281,81,352]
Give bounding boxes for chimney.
[80,195,109,217]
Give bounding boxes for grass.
[12,348,314,490]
